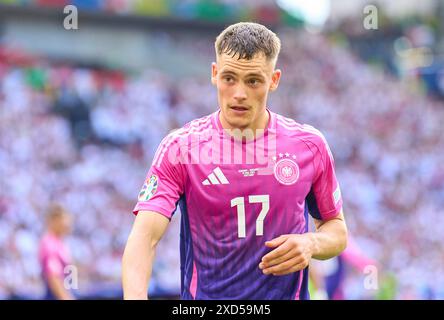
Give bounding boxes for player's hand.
[259,234,314,276]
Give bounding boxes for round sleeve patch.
[138,174,158,201]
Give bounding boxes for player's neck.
[219,110,269,140]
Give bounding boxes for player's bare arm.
[47,274,75,300]
[122,211,169,299]
[259,210,347,276]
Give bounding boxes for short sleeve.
[306,132,343,221]
[39,239,63,278]
[133,135,185,220]
[46,257,63,277]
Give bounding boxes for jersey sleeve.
[133,134,186,220]
[45,257,64,277]
[39,240,63,278]
[306,131,343,221]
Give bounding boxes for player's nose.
[233,84,247,101]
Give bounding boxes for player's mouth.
[229,105,249,115]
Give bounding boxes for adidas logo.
[202,167,229,185]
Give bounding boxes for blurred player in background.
[38,204,75,300]
[309,235,377,300]
[122,22,348,300]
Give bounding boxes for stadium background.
[0,0,443,300]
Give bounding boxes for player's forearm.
[122,230,156,300]
[47,275,74,300]
[309,217,348,260]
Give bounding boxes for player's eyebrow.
[220,69,265,79]
[220,70,237,76]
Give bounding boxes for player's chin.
[228,118,251,131]
[227,111,251,126]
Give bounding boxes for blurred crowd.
[1,28,443,299]
[0,0,283,24]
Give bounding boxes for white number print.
[230,195,270,238]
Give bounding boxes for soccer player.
[38,203,75,300]
[122,22,348,300]
[310,235,377,300]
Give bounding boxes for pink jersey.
[133,109,343,300]
[38,232,71,299]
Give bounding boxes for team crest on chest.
[272,153,299,185]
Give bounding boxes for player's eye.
[223,76,234,83]
[247,78,261,86]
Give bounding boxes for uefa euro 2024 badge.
[272,153,299,185]
[138,174,158,201]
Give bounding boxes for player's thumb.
[265,235,288,247]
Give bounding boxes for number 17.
[230,195,270,238]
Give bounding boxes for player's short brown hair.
[215,22,281,64]
[46,203,68,222]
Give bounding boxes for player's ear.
[211,62,217,86]
[269,69,281,92]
